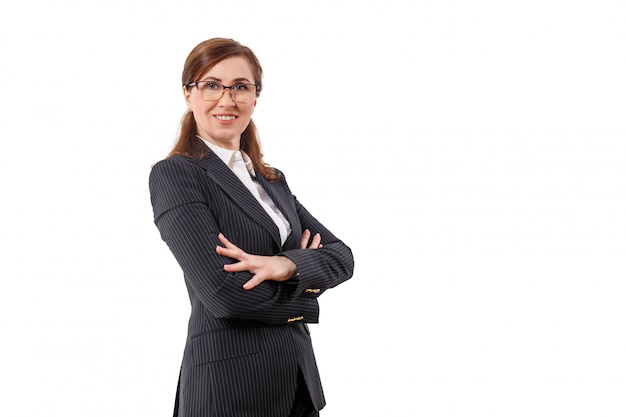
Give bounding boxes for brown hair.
[168,38,279,181]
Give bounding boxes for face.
[184,56,257,150]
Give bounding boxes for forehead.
[200,56,255,82]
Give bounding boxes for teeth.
[216,115,236,121]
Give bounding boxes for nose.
[217,87,236,105]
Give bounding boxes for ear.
[183,86,192,109]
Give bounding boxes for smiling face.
[184,56,257,150]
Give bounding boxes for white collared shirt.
[199,137,291,245]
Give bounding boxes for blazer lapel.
[190,150,282,248]
[255,173,302,250]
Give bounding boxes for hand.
[300,229,322,249]
[216,233,298,290]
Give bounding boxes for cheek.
[190,99,213,115]
[242,103,256,117]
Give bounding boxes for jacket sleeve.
[149,157,319,325]
[280,194,355,298]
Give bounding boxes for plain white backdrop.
[1,1,625,416]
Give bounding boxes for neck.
[196,134,240,151]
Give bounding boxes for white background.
[1,1,625,416]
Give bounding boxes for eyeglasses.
[185,80,260,103]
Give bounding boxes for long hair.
[168,38,279,181]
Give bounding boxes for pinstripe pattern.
[149,143,354,417]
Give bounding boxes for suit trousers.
[289,369,319,417]
[172,367,318,417]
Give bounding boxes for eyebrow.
[202,76,254,84]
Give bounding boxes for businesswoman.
[148,38,354,417]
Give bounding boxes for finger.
[300,229,311,249]
[216,233,249,261]
[308,233,322,249]
[243,274,265,290]
[223,261,252,273]
[216,244,244,260]
[218,233,237,249]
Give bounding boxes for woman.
[149,38,354,417]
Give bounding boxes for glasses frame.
[184,80,260,103]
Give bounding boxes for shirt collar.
[197,136,256,177]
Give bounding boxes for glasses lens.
[199,82,222,101]
[230,84,256,103]
[198,82,256,102]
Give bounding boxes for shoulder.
[269,167,288,184]
[150,155,205,183]
[264,167,299,203]
[151,154,198,173]
[149,155,210,214]
[149,155,210,196]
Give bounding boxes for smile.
[215,115,236,121]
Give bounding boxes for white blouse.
[198,137,291,245]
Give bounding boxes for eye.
[232,83,250,91]
[202,81,221,90]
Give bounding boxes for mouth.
[215,115,237,121]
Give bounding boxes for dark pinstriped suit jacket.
[149,143,354,417]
